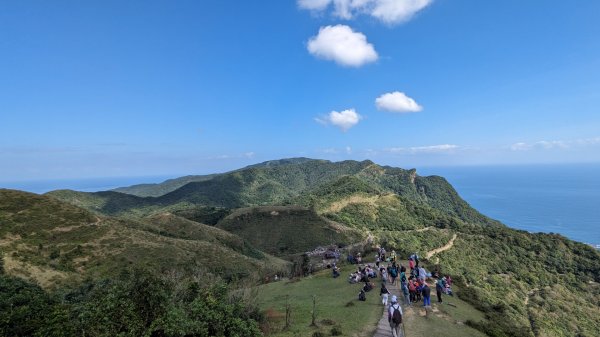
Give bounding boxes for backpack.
[390,268,398,278]
[392,305,402,324]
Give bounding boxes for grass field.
[401,284,488,337]
[257,256,490,337]
[257,263,382,337]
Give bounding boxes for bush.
[331,326,343,336]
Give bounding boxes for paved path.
[373,281,405,337]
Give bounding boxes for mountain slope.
[0,189,289,288]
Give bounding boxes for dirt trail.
[425,234,457,260]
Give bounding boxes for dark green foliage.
[216,206,363,257]
[0,275,69,336]
[172,205,231,225]
[0,269,263,337]
[330,326,343,335]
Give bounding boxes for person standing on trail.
[418,266,427,283]
[380,283,390,306]
[436,277,444,303]
[389,265,398,285]
[388,295,403,337]
[422,282,431,307]
[409,257,415,270]
[381,267,388,284]
[408,278,417,303]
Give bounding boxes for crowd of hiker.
[337,247,454,336]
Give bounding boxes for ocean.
[418,164,600,248]
[3,164,599,247]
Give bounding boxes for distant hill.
[112,174,219,197]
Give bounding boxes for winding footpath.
[372,233,459,337]
[425,233,458,260]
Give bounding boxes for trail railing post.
[285,295,291,329]
[311,295,317,326]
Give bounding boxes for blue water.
[418,164,600,247]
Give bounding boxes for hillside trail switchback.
[425,234,457,262]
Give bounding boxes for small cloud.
[320,148,339,154]
[387,144,459,154]
[298,0,332,10]
[510,142,531,151]
[535,140,568,150]
[307,25,378,67]
[375,91,423,113]
[346,146,352,154]
[316,108,362,131]
[298,0,433,25]
[244,152,255,158]
[370,0,433,25]
[510,137,600,151]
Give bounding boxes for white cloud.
[315,108,362,131]
[346,146,353,154]
[375,91,423,113]
[510,142,531,151]
[298,0,332,10]
[307,25,378,67]
[371,0,433,24]
[387,144,459,154]
[298,0,433,25]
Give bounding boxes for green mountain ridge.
[2,158,599,337]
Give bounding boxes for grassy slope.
[257,264,382,337]
[216,206,364,257]
[0,189,290,289]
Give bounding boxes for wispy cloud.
[298,0,433,25]
[375,91,423,113]
[307,25,378,67]
[315,108,362,131]
[386,144,460,154]
[510,137,600,151]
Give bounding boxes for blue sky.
[1,0,600,182]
